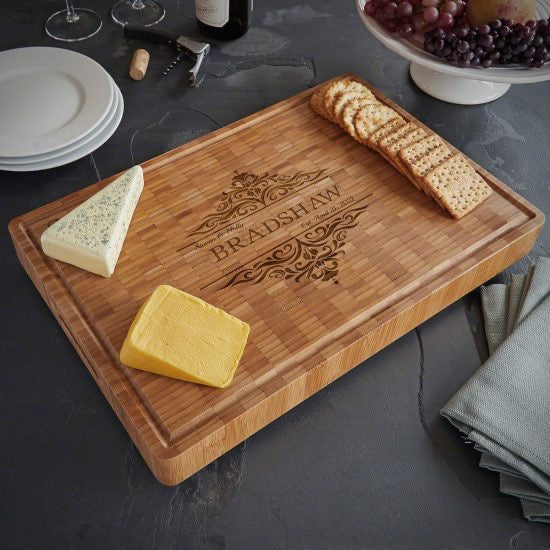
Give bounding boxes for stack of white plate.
[0,47,124,172]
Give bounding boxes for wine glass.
[45,1,102,42]
[111,0,165,26]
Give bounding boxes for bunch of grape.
[424,18,550,68]
[364,0,467,38]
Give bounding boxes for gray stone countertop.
[1,1,549,548]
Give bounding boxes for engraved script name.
[209,185,341,262]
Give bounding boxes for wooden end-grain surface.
[9,75,544,485]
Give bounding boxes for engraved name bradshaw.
[189,170,373,289]
[208,184,343,262]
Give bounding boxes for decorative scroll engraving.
[188,169,327,237]
[221,203,370,288]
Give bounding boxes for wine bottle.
[195,0,252,40]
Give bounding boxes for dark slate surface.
[1,1,549,548]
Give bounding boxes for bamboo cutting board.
[9,76,544,485]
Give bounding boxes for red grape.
[365,2,378,16]
[455,0,466,16]
[396,1,413,18]
[381,2,397,19]
[412,13,426,31]
[437,12,454,29]
[374,5,387,22]
[440,1,457,15]
[423,7,439,24]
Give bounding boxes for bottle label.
[196,0,230,28]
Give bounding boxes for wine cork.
[129,49,150,81]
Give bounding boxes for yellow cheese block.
[120,285,250,388]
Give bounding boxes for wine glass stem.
[132,0,147,9]
[65,0,79,23]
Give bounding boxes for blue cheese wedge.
[41,165,144,277]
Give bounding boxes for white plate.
[0,87,123,172]
[357,0,550,84]
[0,47,114,157]
[0,78,118,165]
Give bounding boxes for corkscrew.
[124,25,211,87]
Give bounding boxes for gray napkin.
[441,257,550,523]
[517,261,549,324]
[506,274,526,336]
[520,499,550,523]
[480,284,509,354]
[500,475,550,505]
[479,452,526,479]
[477,264,550,511]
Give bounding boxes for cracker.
[309,90,323,116]
[398,135,447,189]
[324,80,373,122]
[406,145,453,192]
[377,122,418,171]
[354,104,400,144]
[422,154,492,219]
[333,91,378,128]
[378,122,418,149]
[383,128,429,158]
[316,83,332,120]
[398,135,445,165]
[367,117,407,151]
[381,127,429,174]
[342,98,377,140]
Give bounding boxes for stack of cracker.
[310,78,492,220]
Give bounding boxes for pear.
[467,0,537,27]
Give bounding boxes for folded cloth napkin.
[500,475,550,505]
[441,257,550,523]
[477,262,550,521]
[480,284,509,354]
[520,499,550,523]
[479,452,527,479]
[506,274,526,336]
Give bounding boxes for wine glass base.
[111,0,165,27]
[410,63,511,105]
[45,8,102,42]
